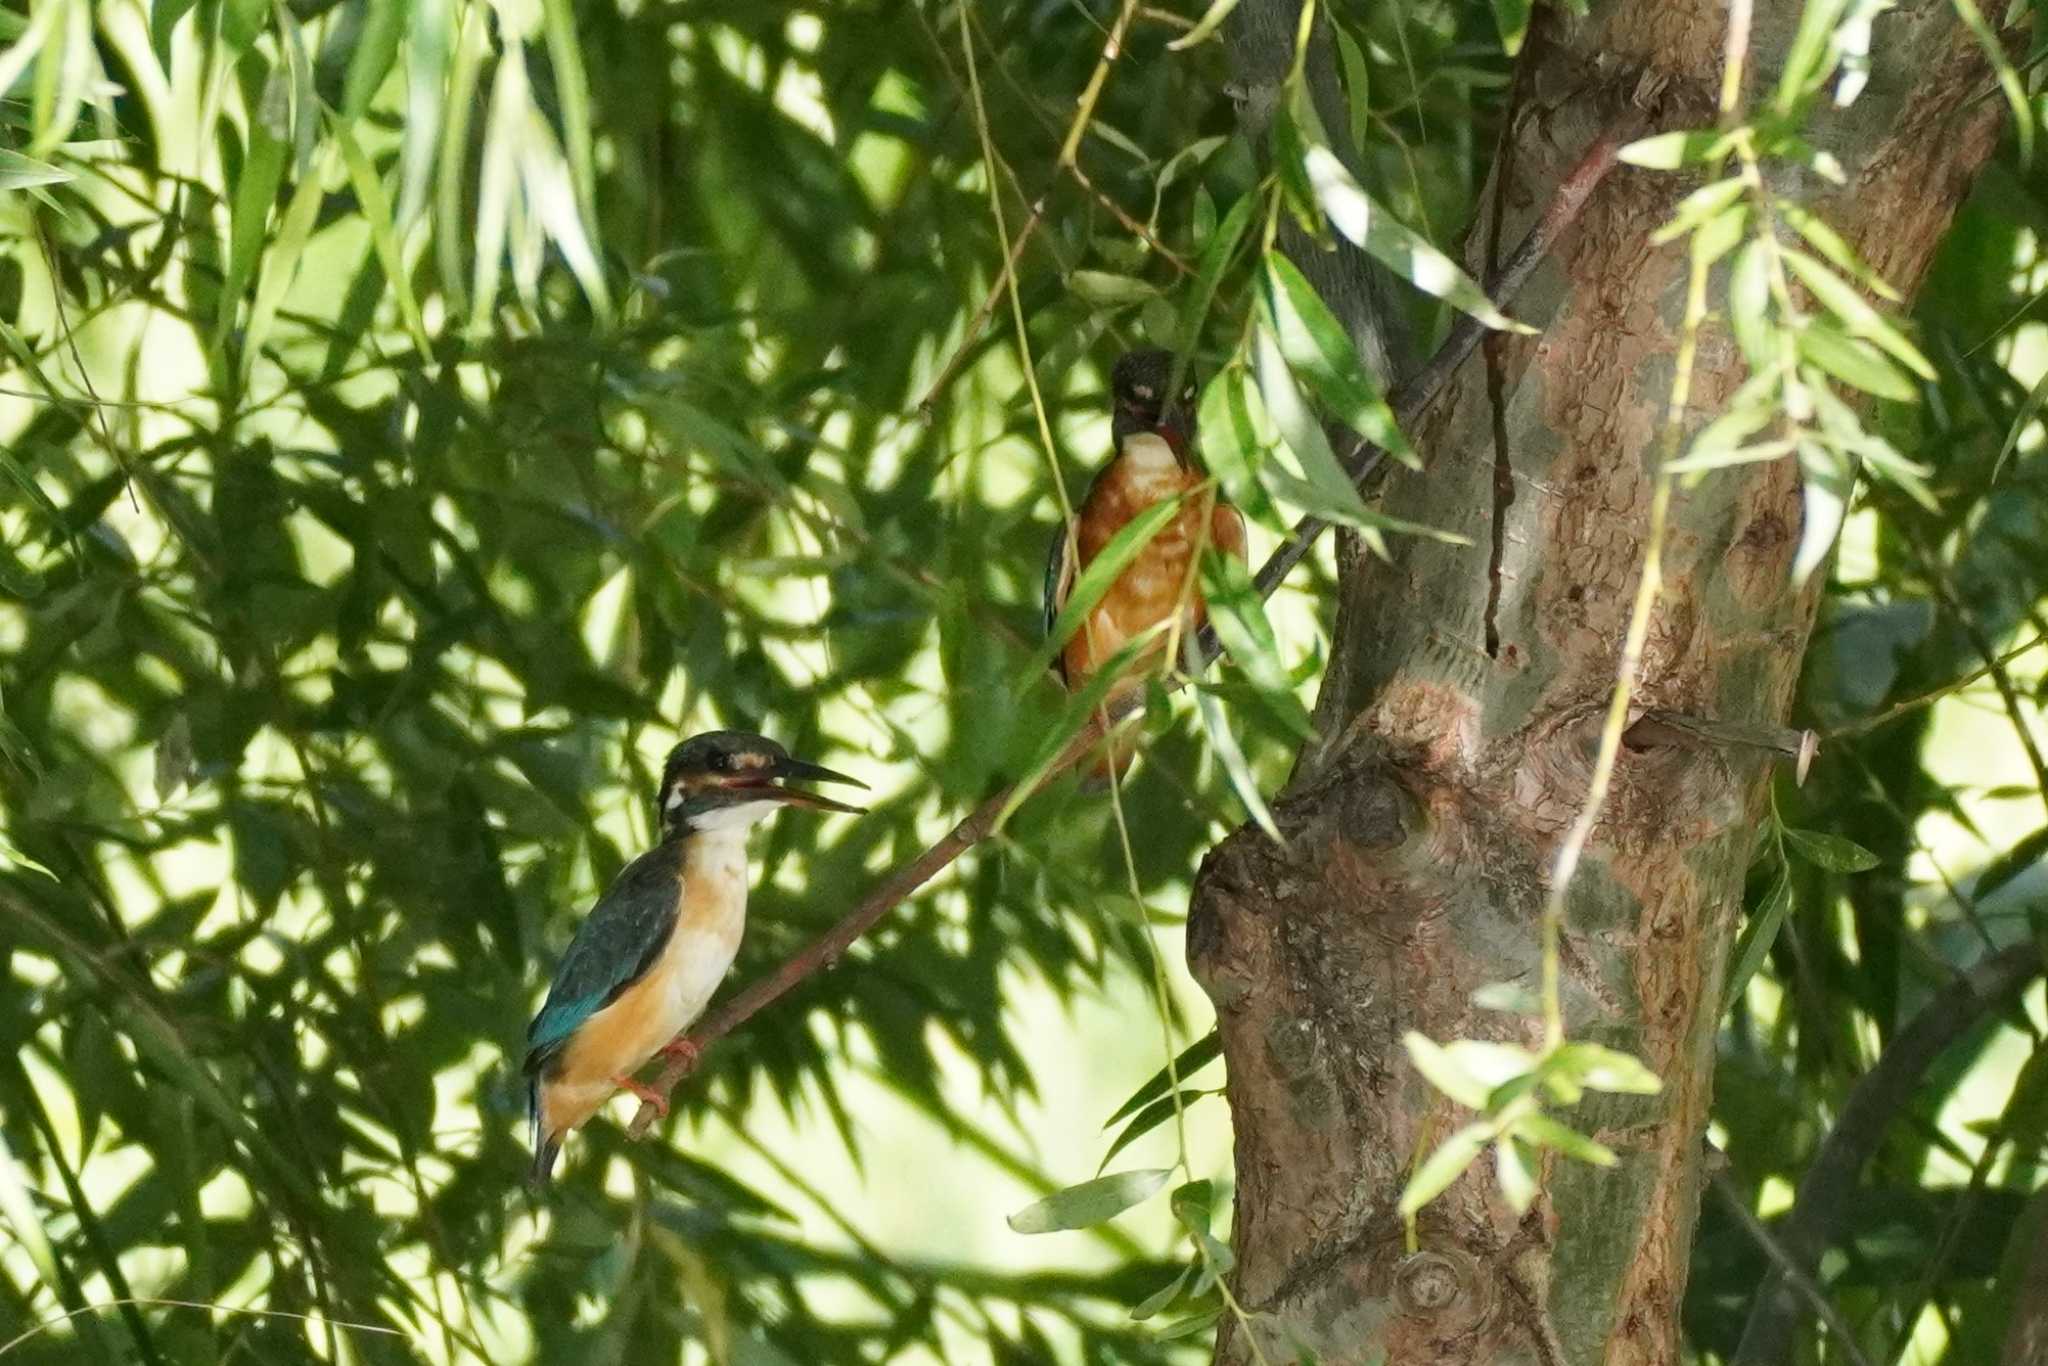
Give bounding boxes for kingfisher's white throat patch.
[1121,431,1177,471]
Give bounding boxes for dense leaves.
[0,0,2044,1363]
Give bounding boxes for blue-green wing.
[523,843,685,1075]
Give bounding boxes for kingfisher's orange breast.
[1061,437,1233,688]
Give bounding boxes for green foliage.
[0,0,2043,1362]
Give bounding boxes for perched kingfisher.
[523,731,865,1185]
[1044,348,1248,780]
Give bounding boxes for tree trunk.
[1192,3,2004,1362]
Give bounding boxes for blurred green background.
[0,0,2045,1362]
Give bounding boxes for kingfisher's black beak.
[748,754,868,814]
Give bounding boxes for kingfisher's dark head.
[1110,348,1198,457]
[658,731,867,835]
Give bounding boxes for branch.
[625,119,1633,1138]
[1731,941,2046,1366]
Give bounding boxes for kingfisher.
[1044,348,1247,780]
[522,731,866,1185]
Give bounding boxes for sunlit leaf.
[1491,0,1533,55]
[1260,251,1414,467]
[1617,129,1732,169]
[1398,1122,1490,1214]
[1496,1135,1538,1213]
[1782,248,1934,380]
[1781,826,1881,872]
[1007,1168,1173,1233]
[1513,1114,1616,1166]
[1545,1043,1662,1095]
[1199,546,1314,739]
[1167,0,1245,50]
[1403,1031,1492,1111]
[1301,144,1533,332]
[1724,871,1793,1007]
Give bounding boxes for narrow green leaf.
[1199,546,1314,738]
[1131,1265,1190,1321]
[1398,1122,1490,1215]
[1994,363,2048,481]
[1251,322,1376,534]
[1792,439,1851,584]
[995,626,1166,831]
[1617,129,1732,169]
[1546,1042,1663,1095]
[1179,192,1256,358]
[1778,201,1895,300]
[1167,0,1245,49]
[1952,0,2032,169]
[1196,368,1280,528]
[515,109,612,322]
[1106,1033,1223,1127]
[1496,1135,1537,1213]
[1333,25,1371,151]
[1798,322,1914,402]
[1664,439,1797,477]
[333,119,433,357]
[397,0,451,229]
[1099,1089,1218,1172]
[340,0,405,121]
[1403,1032,1492,1111]
[1728,238,1774,372]
[1491,0,1533,55]
[0,0,58,105]
[1441,1039,1539,1094]
[1781,826,1881,872]
[1191,642,1285,843]
[1513,1113,1617,1166]
[0,148,70,190]
[1471,981,1540,1014]
[469,43,527,334]
[244,144,331,379]
[1071,270,1159,305]
[1304,145,1531,332]
[1030,491,1186,680]
[1261,251,1415,467]
[218,64,290,342]
[434,4,487,309]
[1649,178,1745,247]
[1723,871,1792,1007]
[1156,1308,1224,1340]
[539,0,597,226]
[1782,248,1934,380]
[1007,1168,1172,1233]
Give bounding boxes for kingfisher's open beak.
[740,754,868,814]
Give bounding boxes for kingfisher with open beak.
[523,731,866,1185]
[1044,348,1248,780]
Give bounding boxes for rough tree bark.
[1191,3,2005,1362]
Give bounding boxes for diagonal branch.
[1731,941,2045,1366]
[625,120,1634,1138]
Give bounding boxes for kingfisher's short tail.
[527,1078,561,1188]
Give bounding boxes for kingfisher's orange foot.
[611,1075,669,1116]
[658,1038,702,1070]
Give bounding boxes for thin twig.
[625,117,1634,1134]
[1708,1168,1876,1366]
[912,198,1048,416]
[1824,633,2047,738]
[1730,942,2044,1366]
